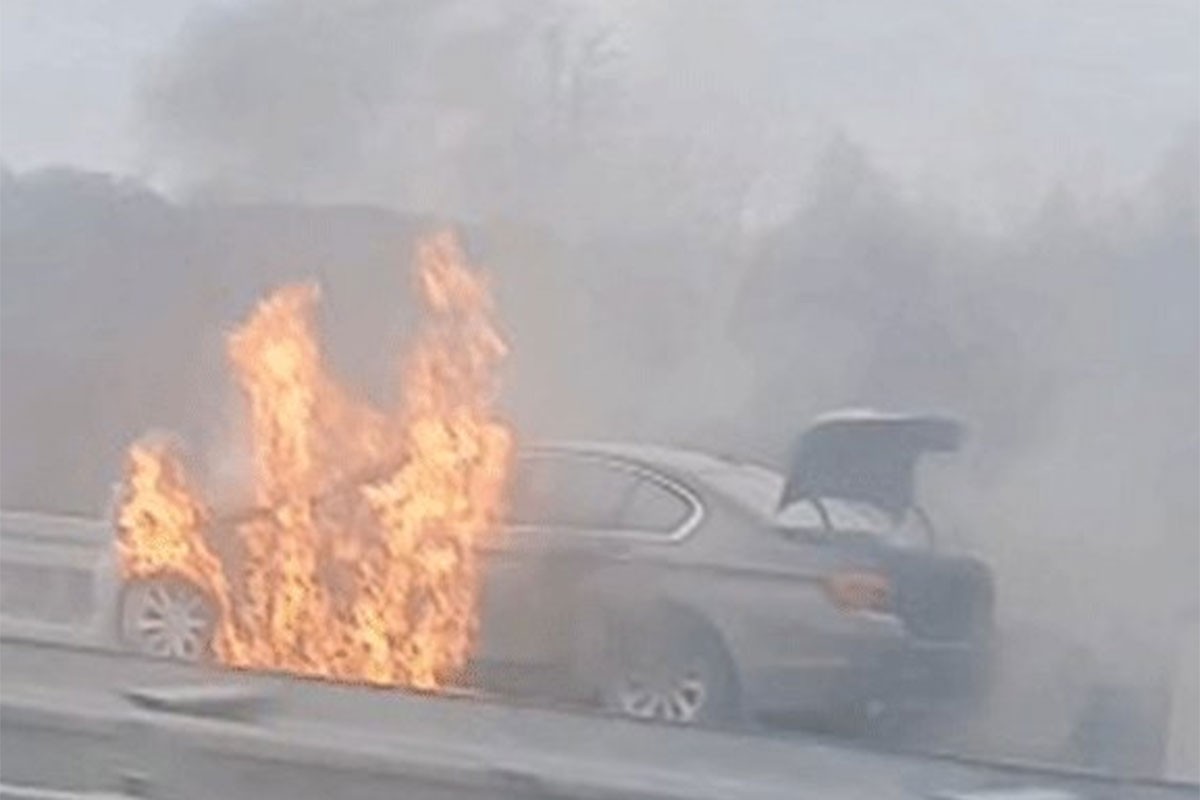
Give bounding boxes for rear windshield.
[693,463,785,518]
[694,463,893,535]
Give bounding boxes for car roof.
[527,440,786,517]
[529,440,737,474]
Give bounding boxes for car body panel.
[470,438,991,720]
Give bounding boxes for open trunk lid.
[782,411,990,641]
[779,409,965,521]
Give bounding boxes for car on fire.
[109,409,996,730]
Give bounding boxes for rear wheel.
[599,614,740,728]
[120,575,216,662]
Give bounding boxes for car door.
[474,450,698,692]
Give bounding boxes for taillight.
[823,570,893,613]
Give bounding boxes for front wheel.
[120,575,216,662]
[599,616,741,728]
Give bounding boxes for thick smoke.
[2,0,1196,766]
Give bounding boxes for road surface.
[3,628,1197,800]
[2,511,1196,799]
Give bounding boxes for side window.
[619,479,691,532]
[509,454,629,529]
[509,454,692,535]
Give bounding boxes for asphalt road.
[3,628,1197,800]
[1,512,1196,798]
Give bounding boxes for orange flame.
[114,230,513,688]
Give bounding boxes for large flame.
[114,231,513,689]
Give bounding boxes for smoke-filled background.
[2,0,1197,753]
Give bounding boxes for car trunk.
[883,549,994,641]
[783,410,993,642]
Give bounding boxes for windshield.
[1,3,1196,797]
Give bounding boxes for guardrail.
[0,784,132,800]
[0,511,110,545]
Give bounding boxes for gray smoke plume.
[2,0,1196,767]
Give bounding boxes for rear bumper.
[741,616,905,718]
[875,637,993,712]
[743,632,992,720]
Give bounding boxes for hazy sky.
[2,0,1197,210]
[2,2,1196,703]
[1,0,194,173]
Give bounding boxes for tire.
[599,612,741,728]
[119,574,216,662]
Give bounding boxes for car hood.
[779,410,965,520]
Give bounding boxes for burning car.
[107,410,995,731]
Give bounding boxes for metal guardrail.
[0,512,110,546]
[0,784,131,800]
